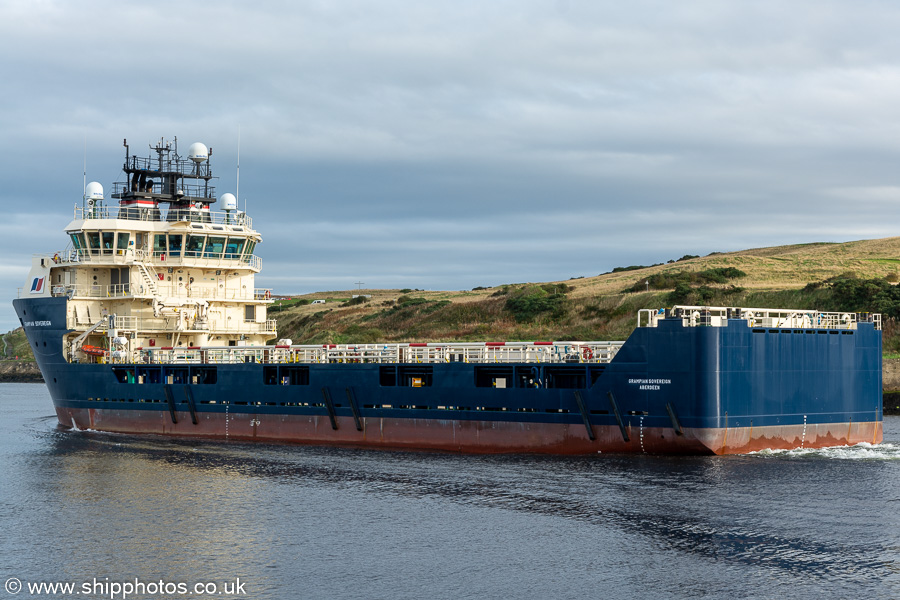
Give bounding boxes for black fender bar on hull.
[321,387,338,430]
[607,391,629,442]
[573,391,595,441]
[163,385,178,424]
[183,385,199,425]
[345,387,363,431]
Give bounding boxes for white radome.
[187,142,208,163]
[221,193,237,211]
[85,181,104,201]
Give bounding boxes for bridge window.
[244,240,256,261]
[224,237,245,260]
[167,234,183,257]
[70,233,86,253]
[185,235,205,258]
[116,233,130,252]
[101,232,114,255]
[86,232,100,253]
[204,237,225,258]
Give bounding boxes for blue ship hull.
[13,296,883,454]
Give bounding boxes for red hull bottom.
[55,406,883,456]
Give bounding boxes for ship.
[12,138,884,454]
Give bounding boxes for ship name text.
[628,377,672,391]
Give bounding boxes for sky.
[3,0,900,331]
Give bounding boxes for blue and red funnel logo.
[30,277,44,293]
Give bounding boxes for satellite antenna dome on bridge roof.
[85,181,103,201]
[220,193,237,211]
[187,142,208,163]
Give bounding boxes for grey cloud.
[3,1,900,331]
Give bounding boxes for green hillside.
[269,236,900,354]
[2,328,33,362]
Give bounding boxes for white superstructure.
[21,137,274,363]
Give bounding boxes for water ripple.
[749,442,900,460]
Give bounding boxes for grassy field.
[270,236,900,351]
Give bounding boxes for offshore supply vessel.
[12,138,884,454]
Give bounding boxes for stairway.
[135,262,161,298]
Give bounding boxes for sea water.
[1,383,898,599]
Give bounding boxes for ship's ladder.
[135,262,161,298]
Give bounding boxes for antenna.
[83,135,86,210]
[236,125,241,207]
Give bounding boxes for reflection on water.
[3,384,899,600]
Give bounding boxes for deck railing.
[51,283,272,302]
[638,305,882,330]
[68,314,277,336]
[116,341,624,366]
[45,249,261,271]
[74,205,252,228]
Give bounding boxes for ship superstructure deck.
[19,138,275,366]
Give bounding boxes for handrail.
[100,340,624,366]
[68,313,277,336]
[74,205,252,228]
[639,305,882,331]
[42,249,262,271]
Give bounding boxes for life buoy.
[582,347,593,361]
[52,253,60,263]
[81,345,107,356]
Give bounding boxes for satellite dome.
[221,193,237,211]
[85,181,103,201]
[187,142,208,163]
